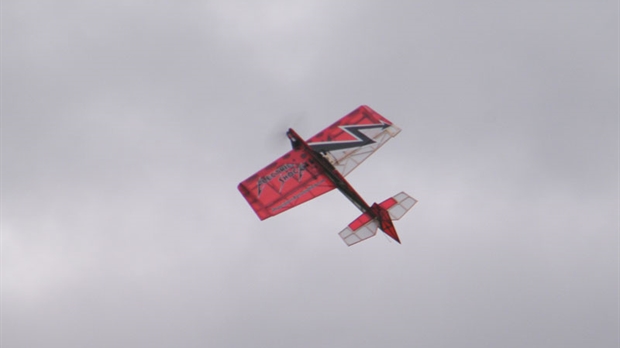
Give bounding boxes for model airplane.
[238,105,417,246]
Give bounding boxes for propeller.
[266,112,308,151]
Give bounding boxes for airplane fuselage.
[287,128,373,215]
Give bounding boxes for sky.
[2,1,618,347]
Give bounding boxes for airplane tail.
[338,192,417,246]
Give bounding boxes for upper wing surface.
[307,105,401,176]
[238,148,336,220]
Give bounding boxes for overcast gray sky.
[2,1,618,347]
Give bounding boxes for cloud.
[2,1,617,347]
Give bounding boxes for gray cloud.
[2,1,617,347]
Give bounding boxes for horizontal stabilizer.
[339,212,379,246]
[379,192,417,221]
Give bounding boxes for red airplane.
[238,105,417,246]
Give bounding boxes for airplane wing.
[238,148,337,220]
[307,105,401,176]
[238,105,400,220]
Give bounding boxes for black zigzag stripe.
[308,123,389,153]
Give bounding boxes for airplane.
[237,105,417,246]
